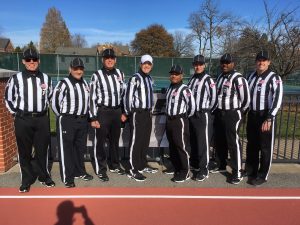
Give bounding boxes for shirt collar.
[23,69,42,78]
[101,67,117,76]
[68,74,83,84]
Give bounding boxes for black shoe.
[81,174,93,181]
[98,172,109,182]
[251,177,267,186]
[171,174,191,183]
[109,168,126,175]
[139,167,158,174]
[209,166,227,174]
[40,180,55,187]
[162,168,175,175]
[19,185,30,193]
[229,176,243,185]
[194,172,209,182]
[65,182,75,188]
[127,172,146,182]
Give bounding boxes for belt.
[133,108,151,113]
[16,110,47,117]
[98,105,120,110]
[167,114,186,120]
[61,114,87,119]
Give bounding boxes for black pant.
[245,111,276,180]
[93,108,122,174]
[14,114,51,186]
[57,115,88,183]
[166,117,190,177]
[214,109,243,177]
[189,111,212,174]
[128,110,152,173]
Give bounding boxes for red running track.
[0,188,300,225]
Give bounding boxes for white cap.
[140,54,153,64]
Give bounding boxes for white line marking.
[0,195,300,200]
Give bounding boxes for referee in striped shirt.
[165,64,195,182]
[245,51,283,186]
[188,55,216,182]
[89,49,126,182]
[52,58,93,188]
[213,53,250,184]
[5,48,55,192]
[124,54,157,182]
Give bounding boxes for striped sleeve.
[269,74,283,118]
[4,75,17,114]
[89,72,99,120]
[206,77,217,110]
[235,76,250,112]
[51,81,66,116]
[183,87,196,117]
[124,76,137,115]
[48,75,53,100]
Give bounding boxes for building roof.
[0,38,11,49]
[55,47,97,55]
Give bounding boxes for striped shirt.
[247,69,283,117]
[188,72,217,111]
[124,71,154,115]
[51,75,90,116]
[215,70,250,111]
[166,82,196,117]
[5,70,52,114]
[89,68,125,118]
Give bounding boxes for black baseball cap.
[256,50,270,61]
[220,53,233,63]
[70,57,85,68]
[169,64,183,74]
[102,48,116,58]
[23,48,39,59]
[193,55,205,64]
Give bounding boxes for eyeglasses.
[220,61,231,65]
[25,58,38,62]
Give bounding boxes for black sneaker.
[139,167,158,174]
[194,172,209,182]
[40,180,55,187]
[162,168,175,175]
[81,174,93,181]
[250,177,267,186]
[98,172,109,182]
[65,182,75,188]
[229,176,243,185]
[109,168,125,175]
[127,172,146,182]
[171,174,191,183]
[19,185,30,193]
[209,166,227,174]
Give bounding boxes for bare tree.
[263,0,300,78]
[40,7,72,53]
[173,31,195,57]
[72,33,88,48]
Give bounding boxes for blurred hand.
[91,121,100,128]
[261,120,272,132]
[121,114,127,122]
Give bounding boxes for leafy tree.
[40,7,72,53]
[14,46,22,52]
[131,24,175,57]
[71,33,88,48]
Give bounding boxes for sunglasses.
[25,58,38,62]
[170,73,181,76]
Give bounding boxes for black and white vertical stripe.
[51,77,90,116]
[89,68,125,118]
[166,83,196,117]
[247,70,283,117]
[215,71,250,111]
[188,73,217,111]
[124,72,154,114]
[5,71,52,114]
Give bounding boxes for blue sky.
[0,0,298,47]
